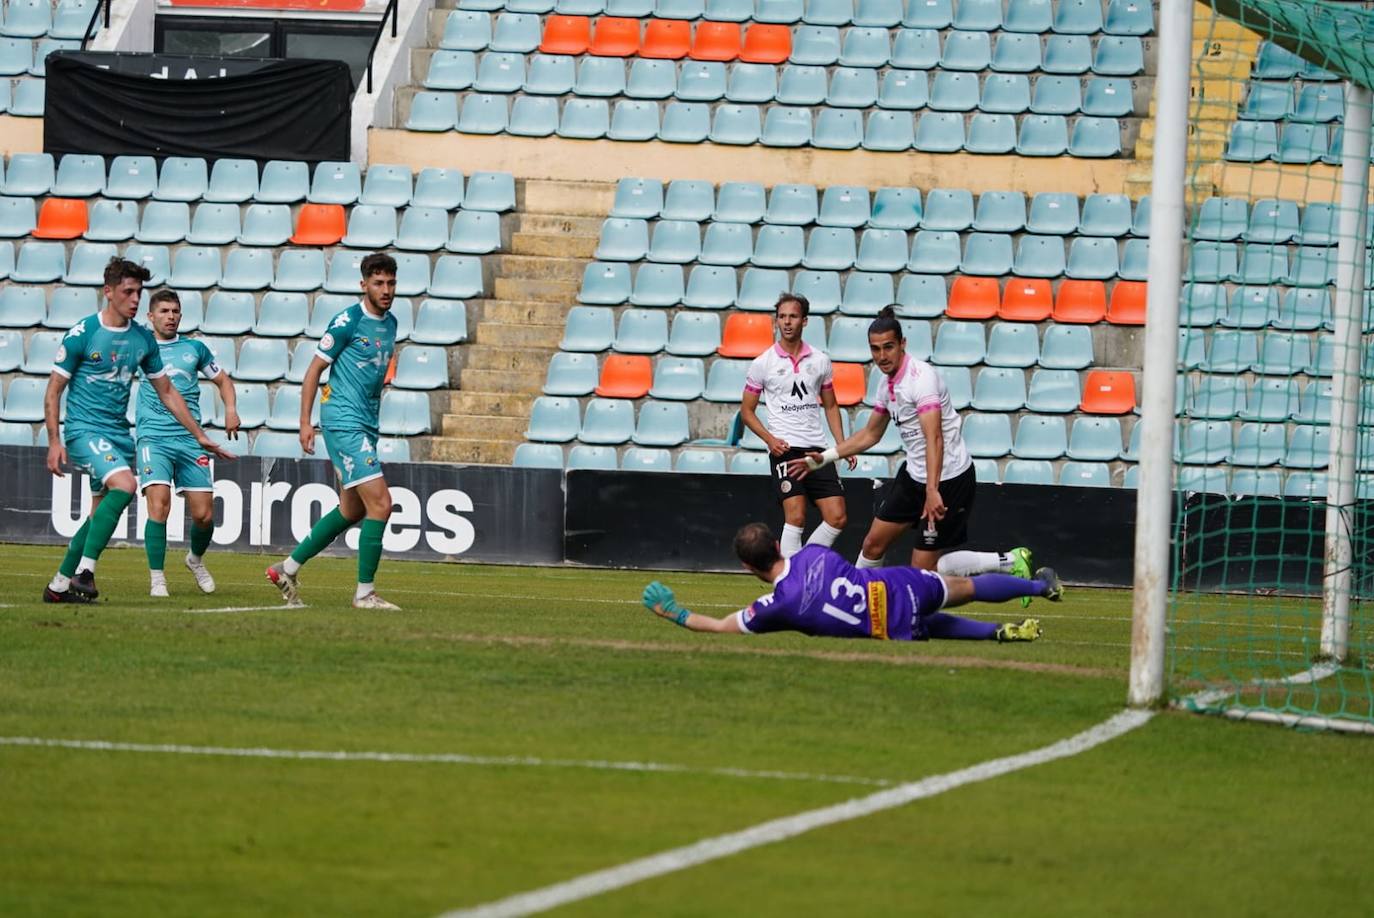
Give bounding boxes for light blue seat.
[772,64,828,103]
[698,359,747,404]
[575,56,625,97]
[633,401,690,447]
[659,102,710,142]
[1093,36,1144,75]
[523,53,573,95]
[105,155,157,199]
[914,111,965,152]
[237,204,291,247]
[626,59,676,99]
[921,188,973,231]
[265,387,320,433]
[1002,459,1054,485]
[853,0,901,25]
[197,337,237,378]
[1291,381,1333,425]
[971,457,1000,482]
[962,413,1012,458]
[442,10,492,49]
[234,339,290,383]
[1239,81,1292,121]
[378,391,431,436]
[1225,121,1279,162]
[790,271,840,313]
[933,365,970,409]
[390,345,449,390]
[803,228,857,270]
[726,451,769,474]
[1286,246,1336,288]
[52,154,104,197]
[765,183,819,226]
[426,49,478,90]
[458,93,509,134]
[752,225,805,268]
[1038,324,1093,369]
[1076,193,1131,238]
[1067,416,1122,461]
[941,29,990,71]
[446,210,500,255]
[1030,76,1081,115]
[411,168,464,211]
[868,187,921,230]
[792,25,841,65]
[135,201,190,244]
[876,69,928,111]
[340,204,397,249]
[579,398,635,445]
[1283,426,1330,470]
[1059,461,1110,488]
[761,106,813,146]
[1070,115,1124,158]
[25,241,78,284]
[960,232,1013,276]
[1025,192,1079,236]
[219,249,273,291]
[819,315,865,361]
[558,98,610,139]
[1292,84,1344,123]
[890,27,940,68]
[630,263,685,307]
[699,222,753,267]
[0,286,43,327]
[985,322,1039,368]
[1118,238,1150,280]
[1052,0,1101,32]
[931,320,985,366]
[827,66,879,110]
[1230,469,1282,497]
[840,26,891,67]
[1192,196,1248,241]
[425,255,478,298]
[678,61,727,102]
[971,366,1026,412]
[51,0,99,40]
[306,294,354,336]
[204,159,257,203]
[1283,471,1328,499]
[991,33,1039,73]
[661,312,722,360]
[285,341,318,384]
[670,448,724,473]
[1219,286,1278,329]
[851,407,902,454]
[839,272,894,315]
[657,0,703,16]
[561,305,615,352]
[0,239,11,278]
[1203,330,1260,374]
[1177,330,1205,370]
[614,308,669,353]
[1235,243,1288,285]
[526,396,581,442]
[273,250,326,292]
[405,299,464,346]
[706,0,753,19]
[0,420,33,446]
[1185,241,1237,283]
[953,0,1001,28]
[1015,114,1068,155]
[1012,234,1066,277]
[1042,34,1091,74]
[122,244,169,286]
[255,161,308,204]
[973,191,1026,233]
[1297,203,1338,245]
[21,330,61,374]
[0,37,29,75]
[1253,41,1301,79]
[169,246,221,289]
[596,218,649,261]
[2,153,52,196]
[736,267,790,310]
[854,228,907,272]
[1252,331,1311,378]
[646,220,701,264]
[1004,0,1050,31]
[980,73,1030,112]
[726,62,777,103]
[1180,283,1226,326]
[609,100,660,140]
[1,377,45,421]
[45,287,94,330]
[9,78,44,117]
[1012,415,1066,460]
[649,356,706,401]
[1104,0,1152,34]
[1062,237,1117,279]
[712,182,764,224]
[929,71,979,112]
[1187,376,1247,420]
[683,265,737,309]
[82,199,136,242]
[1240,378,1299,423]
[1243,198,1301,244]
[804,0,854,25]
[908,229,960,274]
[475,51,528,93]
[253,292,308,337]
[543,352,598,397]
[861,110,914,150]
[1274,288,1329,331]
[619,447,670,472]
[201,292,256,335]
[966,113,1016,153]
[1083,77,1133,117]
[755,0,803,20]
[611,178,664,220]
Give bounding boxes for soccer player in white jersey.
[740,294,855,558]
[787,307,1033,586]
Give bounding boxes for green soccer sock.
[145,520,167,572]
[59,520,91,578]
[289,508,355,567]
[189,522,214,559]
[81,489,134,564]
[358,518,385,587]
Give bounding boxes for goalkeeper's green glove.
[642,581,690,626]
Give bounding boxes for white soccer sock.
[49,573,70,592]
[936,551,1004,577]
[855,553,883,569]
[283,557,302,576]
[76,557,97,575]
[780,524,805,558]
[806,522,844,548]
[186,552,203,565]
[150,571,167,585]
[355,582,375,600]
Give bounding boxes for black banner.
[44,53,351,163]
[1,448,563,565]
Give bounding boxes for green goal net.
[1167,0,1374,730]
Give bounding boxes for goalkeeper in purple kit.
[642,522,1058,641]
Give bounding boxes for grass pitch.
[1,544,1372,917]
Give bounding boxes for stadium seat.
[822,316,866,362]
[508,95,558,136]
[1,377,46,422]
[611,178,664,219]
[1242,199,1301,246]
[965,113,1017,154]
[1187,375,1247,421]
[45,287,93,330]
[1273,288,1329,332]
[1083,77,1134,117]
[1079,194,1132,238]
[104,155,156,199]
[1105,280,1146,325]
[579,398,635,445]
[764,183,818,226]
[708,183,762,225]
[0,288,42,332]
[1024,368,1080,414]
[1283,426,1330,470]
[1063,416,1123,462]
[288,204,345,247]
[234,339,289,383]
[235,204,290,247]
[1042,34,1091,74]
[1291,381,1333,425]
[1188,243,1239,283]
[790,270,840,314]
[426,255,478,298]
[168,246,220,289]
[1239,378,1299,423]
[32,197,87,239]
[725,62,778,104]
[541,14,591,54]
[1119,238,1150,280]
[1030,76,1081,115]
[873,70,928,111]
[558,98,610,138]
[1069,117,1122,157]
[9,78,44,117]
[630,400,689,447]
[864,188,920,231]
[617,447,669,472]
[1001,459,1053,485]
[563,444,615,470]
[340,204,397,250]
[458,93,510,134]
[998,278,1053,322]
[929,320,983,367]
[930,71,979,112]
[1293,84,1344,123]
[923,191,974,232]
[20,330,60,375]
[752,225,804,268]
[630,263,685,307]
[945,276,998,319]
[50,154,103,198]
[1016,114,1068,156]
[1193,197,1248,242]
[760,105,813,146]
[802,228,856,271]
[1011,415,1066,460]
[560,305,615,353]
[1092,36,1144,75]
[376,391,429,436]
[1219,286,1277,329]
[1239,81,1293,122]
[1225,122,1279,162]
[859,110,913,151]
[1286,246,1336,288]
[985,321,1040,368]
[1050,280,1106,324]
[251,161,307,205]
[218,249,272,291]
[661,312,722,359]
[271,250,324,292]
[971,366,1026,412]
[1058,461,1110,488]
[838,272,893,317]
[595,218,649,261]
[183,202,240,246]
[905,230,958,275]
[913,111,965,152]
[623,58,673,98]
[1080,370,1136,414]
[10,240,64,283]
[200,292,256,336]
[574,56,625,96]
[719,313,773,358]
[541,351,597,397]
[1203,329,1260,374]
[355,165,411,209]
[699,222,753,267]
[1227,421,1286,468]
[265,387,319,433]
[135,201,190,244]
[427,48,478,91]
[640,19,691,58]
[1,153,51,197]
[960,414,1011,459]
[1013,234,1067,278]
[848,229,904,274]
[1253,332,1312,378]
[980,74,1031,115]
[646,220,702,264]
[608,99,661,139]
[388,345,448,391]
[512,442,564,469]
[961,232,1013,276]
[973,191,1027,234]
[991,35,1040,74]
[0,195,35,239]
[579,262,631,307]
[60,242,117,286]
[682,265,737,309]
[248,292,307,338]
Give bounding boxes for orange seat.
[719,313,774,358]
[999,278,1053,321]
[739,23,791,63]
[595,354,652,398]
[1080,370,1137,415]
[1052,279,1107,324]
[945,276,999,319]
[1106,280,1147,325]
[640,19,691,59]
[690,21,741,61]
[290,203,346,245]
[32,198,88,240]
[540,14,591,55]
[587,17,640,57]
[831,362,865,407]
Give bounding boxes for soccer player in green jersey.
[266,253,401,610]
[43,258,235,603]
[135,290,241,598]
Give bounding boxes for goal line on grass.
[436,709,1155,918]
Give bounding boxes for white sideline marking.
[437,709,1155,918]
[0,737,890,788]
[185,604,304,614]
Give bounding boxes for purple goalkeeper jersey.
[736,545,947,641]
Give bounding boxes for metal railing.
[363,0,400,95]
[81,0,111,50]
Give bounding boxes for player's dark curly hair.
[103,256,152,289]
[734,522,782,572]
[360,252,398,278]
[775,293,810,318]
[868,305,904,340]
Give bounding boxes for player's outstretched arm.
[43,373,69,476]
[819,387,857,470]
[297,356,331,455]
[151,375,235,461]
[642,582,743,634]
[213,369,240,440]
[785,409,890,479]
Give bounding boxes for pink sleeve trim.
[872,404,889,416]
[743,382,764,394]
[820,381,834,390]
[916,401,941,415]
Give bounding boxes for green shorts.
[136,436,214,493]
[65,429,136,493]
[322,427,384,489]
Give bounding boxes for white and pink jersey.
[874,355,972,483]
[743,342,835,448]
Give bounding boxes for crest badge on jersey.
[320,333,335,351]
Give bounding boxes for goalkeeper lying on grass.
[642,522,1059,642]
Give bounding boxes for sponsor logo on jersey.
[365,456,376,467]
[89,351,101,361]
[196,455,210,467]
[143,466,153,475]
[789,380,809,399]
[867,582,889,640]
[320,384,331,403]
[358,336,370,347]
[103,453,116,462]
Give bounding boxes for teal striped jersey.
[315,301,397,430]
[54,313,165,436]
[135,336,221,440]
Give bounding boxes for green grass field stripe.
[439,710,1155,918]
